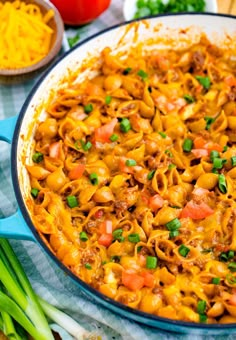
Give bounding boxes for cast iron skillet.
[1,12,236,336]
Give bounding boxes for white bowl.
[123,0,218,21]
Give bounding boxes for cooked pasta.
[26,33,236,324]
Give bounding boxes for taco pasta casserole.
[26,34,236,324]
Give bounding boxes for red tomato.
[122,271,144,291]
[224,75,236,87]
[50,0,111,26]
[141,271,155,288]
[99,220,113,234]
[191,149,208,158]
[98,233,113,247]
[94,118,117,143]
[49,141,61,158]
[180,200,214,220]
[68,163,85,180]
[148,194,164,211]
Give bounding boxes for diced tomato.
[122,271,144,291]
[180,200,214,220]
[68,164,85,180]
[156,55,170,71]
[191,149,208,158]
[148,194,164,211]
[224,75,236,87]
[49,141,61,158]
[205,142,223,153]
[94,118,117,143]
[193,136,206,149]
[228,294,236,306]
[119,157,135,174]
[98,233,113,247]
[99,220,113,234]
[141,271,155,288]
[94,209,104,218]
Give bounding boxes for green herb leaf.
[195,75,211,89]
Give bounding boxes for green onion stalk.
[0,238,99,340]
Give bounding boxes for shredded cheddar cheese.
[0,1,54,69]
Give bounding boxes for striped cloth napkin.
[0,1,235,339]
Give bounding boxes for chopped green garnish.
[182,138,193,152]
[120,118,131,133]
[226,273,236,284]
[231,156,236,167]
[223,145,228,152]
[195,75,211,89]
[32,152,44,163]
[137,245,143,253]
[84,103,93,113]
[204,116,215,130]
[123,67,132,75]
[109,134,118,142]
[165,149,173,157]
[112,229,123,240]
[125,159,137,167]
[169,230,179,238]
[201,248,213,254]
[84,263,92,270]
[178,244,190,257]
[128,233,140,243]
[89,173,99,185]
[210,150,220,161]
[166,218,181,231]
[197,300,207,314]
[158,131,166,138]
[199,314,207,323]
[31,188,39,198]
[218,174,227,194]
[137,69,148,80]
[68,32,80,48]
[79,231,88,242]
[213,158,227,169]
[146,256,158,269]
[79,140,92,151]
[183,94,195,103]
[212,277,220,285]
[168,163,176,170]
[66,195,78,208]
[219,250,234,262]
[147,170,155,180]
[228,262,236,272]
[105,95,112,105]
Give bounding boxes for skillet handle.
[0,116,35,241]
[0,210,35,241]
[0,115,18,143]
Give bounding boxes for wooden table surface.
[217,0,236,15]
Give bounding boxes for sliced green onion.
[219,252,229,262]
[199,314,207,323]
[158,131,166,138]
[84,103,93,113]
[80,140,92,151]
[112,229,123,240]
[169,230,179,238]
[125,159,137,167]
[195,75,211,89]
[201,248,213,254]
[128,233,140,243]
[178,244,190,257]
[67,32,80,48]
[228,250,235,260]
[30,188,39,198]
[146,256,158,269]
[168,163,176,170]
[84,263,92,270]
[213,158,227,169]
[66,195,78,208]
[212,168,219,174]
[109,134,118,142]
[89,173,99,185]
[210,150,220,161]
[147,170,155,180]
[212,277,220,285]
[123,67,132,75]
[105,95,112,105]
[218,174,227,194]
[166,218,181,231]
[223,145,228,153]
[137,69,148,80]
[183,94,195,103]
[226,273,236,285]
[79,231,88,242]
[165,149,173,157]
[32,152,43,163]
[197,300,207,314]
[120,118,131,133]
[231,156,236,167]
[182,138,193,152]
[137,246,143,253]
[204,116,215,130]
[228,262,236,272]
